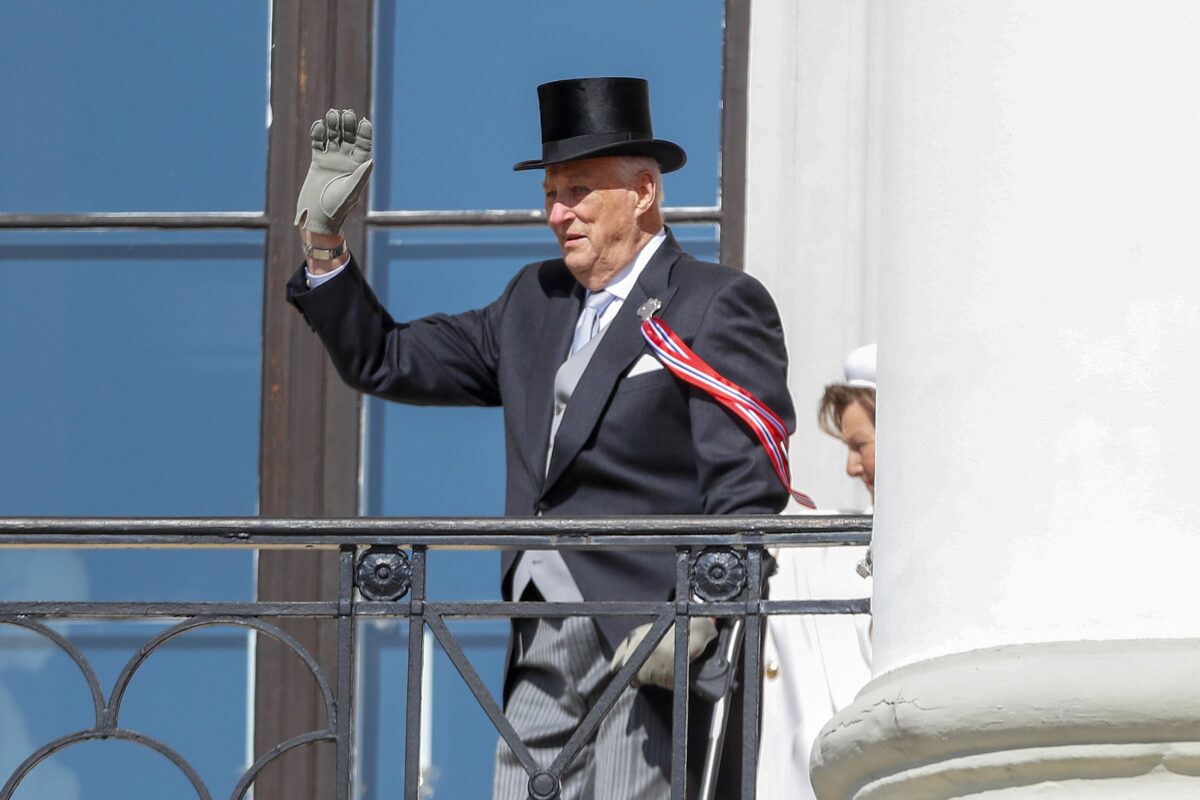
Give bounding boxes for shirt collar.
[599,229,667,302]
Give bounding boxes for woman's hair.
[818,384,877,437]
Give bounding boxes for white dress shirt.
[587,228,666,330]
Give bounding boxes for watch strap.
[303,240,347,260]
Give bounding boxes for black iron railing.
[0,515,871,800]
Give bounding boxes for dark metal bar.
[401,600,712,618]
[0,212,267,229]
[403,546,427,800]
[425,611,539,776]
[365,206,722,228]
[0,514,871,547]
[0,534,872,553]
[0,600,871,630]
[368,209,543,226]
[1,728,214,800]
[230,731,337,800]
[672,548,691,800]
[760,598,872,615]
[0,534,868,554]
[105,617,336,731]
[718,0,752,269]
[549,610,675,781]
[741,549,764,800]
[0,619,106,727]
[0,596,871,621]
[0,601,340,618]
[0,514,871,534]
[335,546,356,800]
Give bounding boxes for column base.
[811,638,1200,799]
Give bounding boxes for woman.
[818,343,876,503]
[757,344,876,800]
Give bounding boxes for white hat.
[843,343,876,389]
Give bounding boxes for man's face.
[543,157,648,292]
[840,400,876,499]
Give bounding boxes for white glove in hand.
[609,617,718,690]
[295,108,375,235]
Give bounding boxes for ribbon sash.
[640,316,817,509]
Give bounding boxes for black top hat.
[513,77,687,173]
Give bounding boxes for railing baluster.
[672,548,691,800]
[741,547,764,800]
[337,545,357,800]
[404,545,427,800]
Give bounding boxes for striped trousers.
[493,614,674,800]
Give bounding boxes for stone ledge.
[811,638,1200,799]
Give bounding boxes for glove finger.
[687,618,719,659]
[609,639,629,672]
[648,634,676,670]
[325,108,342,149]
[340,109,358,150]
[353,117,373,160]
[309,119,327,153]
[638,661,674,690]
[610,621,654,673]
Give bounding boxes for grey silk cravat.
[571,290,615,355]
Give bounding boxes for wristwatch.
[303,240,347,260]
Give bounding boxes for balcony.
[0,515,870,800]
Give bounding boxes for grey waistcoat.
[510,322,612,602]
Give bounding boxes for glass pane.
[363,227,558,520]
[0,1,269,213]
[357,620,508,800]
[0,230,263,522]
[372,0,725,211]
[0,229,261,797]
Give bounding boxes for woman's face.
[840,400,876,499]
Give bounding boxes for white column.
[814,2,1200,797]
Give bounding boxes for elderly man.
[288,77,795,800]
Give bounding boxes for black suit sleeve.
[686,273,795,514]
[287,257,507,407]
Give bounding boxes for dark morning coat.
[287,230,793,649]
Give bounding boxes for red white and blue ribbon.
[639,314,817,509]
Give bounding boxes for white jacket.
[757,543,873,800]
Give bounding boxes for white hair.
[615,156,665,207]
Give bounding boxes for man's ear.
[633,170,657,215]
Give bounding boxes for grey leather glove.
[294,108,374,235]
[609,617,718,690]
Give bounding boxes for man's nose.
[547,201,573,227]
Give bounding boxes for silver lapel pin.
[636,298,662,321]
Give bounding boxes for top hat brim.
[512,138,687,173]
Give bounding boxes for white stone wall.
[743,0,882,514]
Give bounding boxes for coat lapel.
[541,233,683,498]
[524,263,582,480]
